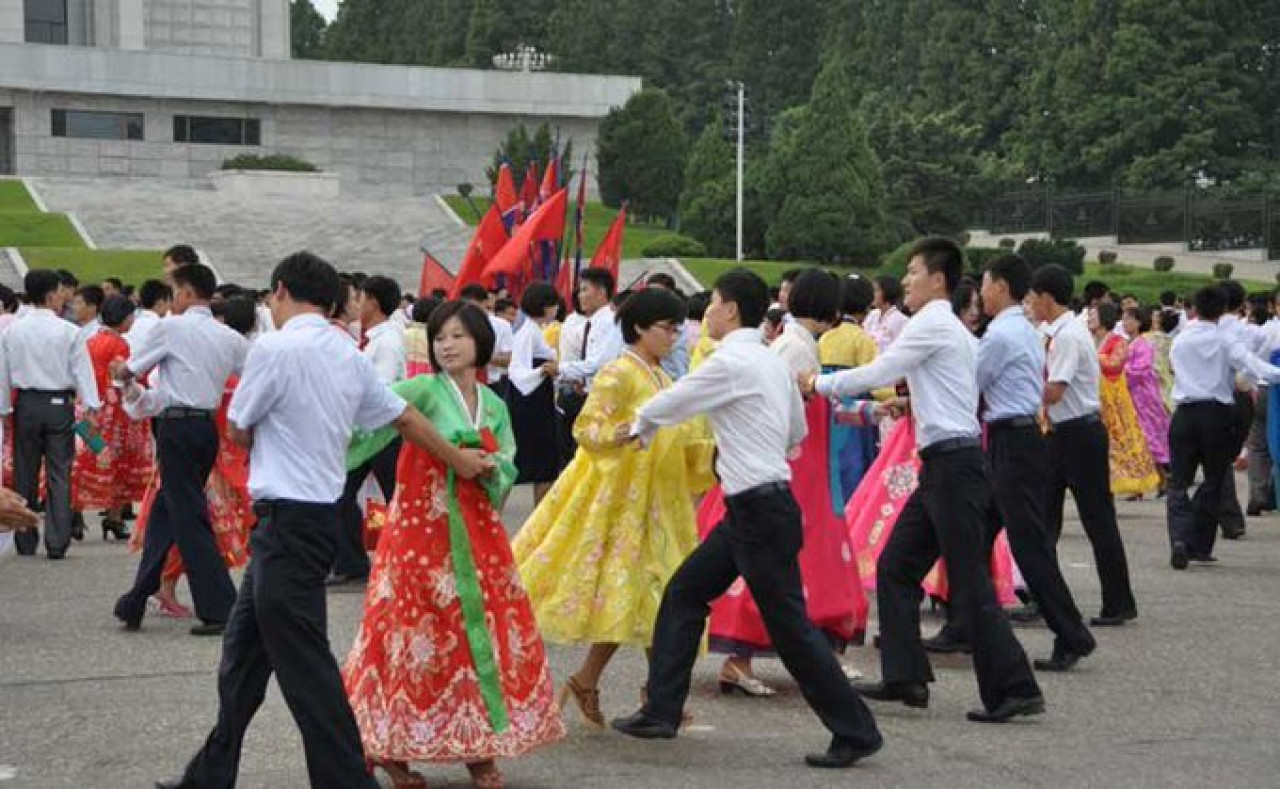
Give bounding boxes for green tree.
[546,0,616,72]
[679,117,737,256]
[486,123,576,192]
[764,50,890,265]
[289,0,327,59]
[465,0,500,67]
[596,88,689,220]
[731,0,829,127]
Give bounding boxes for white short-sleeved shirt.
[229,313,407,503]
[1044,310,1101,423]
[487,314,514,383]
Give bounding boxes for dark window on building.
[173,115,261,145]
[25,0,68,43]
[51,109,144,140]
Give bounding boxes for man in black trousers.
[0,269,100,559]
[157,252,493,789]
[613,269,882,768]
[1167,285,1280,569]
[1028,264,1139,628]
[927,256,1095,670]
[112,263,248,635]
[809,239,1043,723]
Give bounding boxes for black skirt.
[506,364,561,485]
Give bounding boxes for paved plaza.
[2,481,1279,788]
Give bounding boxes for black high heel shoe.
[71,512,86,541]
[102,518,131,541]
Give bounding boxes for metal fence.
[983,188,1280,261]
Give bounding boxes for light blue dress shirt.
[977,306,1044,421]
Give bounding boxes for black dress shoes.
[851,680,929,708]
[966,694,1045,723]
[922,630,972,655]
[114,598,143,631]
[1090,610,1137,627]
[1008,604,1043,625]
[804,735,883,768]
[1170,542,1189,570]
[1222,526,1245,540]
[611,711,678,740]
[190,622,226,637]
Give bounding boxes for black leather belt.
[158,407,214,419]
[17,388,74,398]
[919,436,981,460]
[1177,400,1232,410]
[726,480,791,503]
[1050,412,1101,431]
[252,499,336,516]
[986,415,1039,431]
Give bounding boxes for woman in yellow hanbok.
[1090,303,1160,497]
[512,288,715,730]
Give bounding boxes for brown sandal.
[467,760,504,788]
[557,675,605,729]
[370,758,429,788]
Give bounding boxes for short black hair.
[612,289,632,309]
[164,244,199,265]
[270,251,340,311]
[1220,280,1246,312]
[459,284,490,303]
[0,284,16,314]
[841,275,875,316]
[713,268,769,329]
[495,297,517,315]
[171,263,217,300]
[100,295,136,328]
[519,282,560,318]
[103,277,124,290]
[1082,280,1109,304]
[330,280,352,321]
[121,283,135,298]
[686,291,711,322]
[359,275,401,317]
[985,254,1033,301]
[646,273,677,290]
[617,287,687,344]
[874,275,903,306]
[138,279,171,309]
[907,237,965,294]
[579,267,616,298]
[411,296,441,324]
[427,300,495,372]
[25,269,61,305]
[788,268,841,323]
[1159,290,1177,307]
[1030,264,1074,306]
[1126,305,1153,334]
[1095,301,1119,331]
[1194,285,1226,321]
[57,269,79,287]
[1159,309,1180,334]
[77,285,105,310]
[951,280,978,319]
[214,283,244,300]
[221,296,257,336]
[781,268,805,285]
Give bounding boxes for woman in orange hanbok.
[72,297,151,540]
[1090,303,1159,498]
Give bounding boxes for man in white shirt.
[328,275,407,586]
[127,279,172,351]
[1028,265,1138,627]
[806,238,1043,725]
[111,263,250,635]
[613,269,883,769]
[0,269,101,559]
[646,273,690,380]
[459,284,514,394]
[1166,285,1280,570]
[1215,281,1263,538]
[555,268,624,459]
[158,251,493,789]
[72,284,104,346]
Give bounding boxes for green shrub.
[642,233,707,258]
[998,237,1016,249]
[1017,237,1085,274]
[221,153,319,172]
[1213,262,1234,280]
[878,239,916,280]
[1153,256,1175,272]
[963,247,1004,273]
[1099,250,1118,265]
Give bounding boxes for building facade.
[0,0,638,193]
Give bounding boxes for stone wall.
[4,90,607,196]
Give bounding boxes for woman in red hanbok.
[343,301,563,789]
[72,297,150,539]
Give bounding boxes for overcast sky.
[314,0,338,21]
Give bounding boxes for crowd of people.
[0,238,1277,786]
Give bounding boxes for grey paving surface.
[3,482,1280,788]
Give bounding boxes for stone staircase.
[0,248,24,290]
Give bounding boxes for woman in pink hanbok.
[1122,306,1170,493]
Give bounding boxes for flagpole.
[736,80,745,263]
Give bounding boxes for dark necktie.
[580,319,592,361]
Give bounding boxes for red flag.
[483,189,568,279]
[520,162,540,219]
[449,205,509,298]
[494,163,519,224]
[540,157,559,203]
[555,254,574,307]
[417,249,455,296]
[590,204,627,281]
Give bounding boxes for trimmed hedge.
[222,154,319,172]
[1153,256,1175,272]
[1017,237,1085,274]
[1213,262,1234,280]
[642,233,707,258]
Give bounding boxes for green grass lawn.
[680,258,811,288]
[0,212,85,248]
[19,248,164,284]
[0,181,38,211]
[442,194,672,261]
